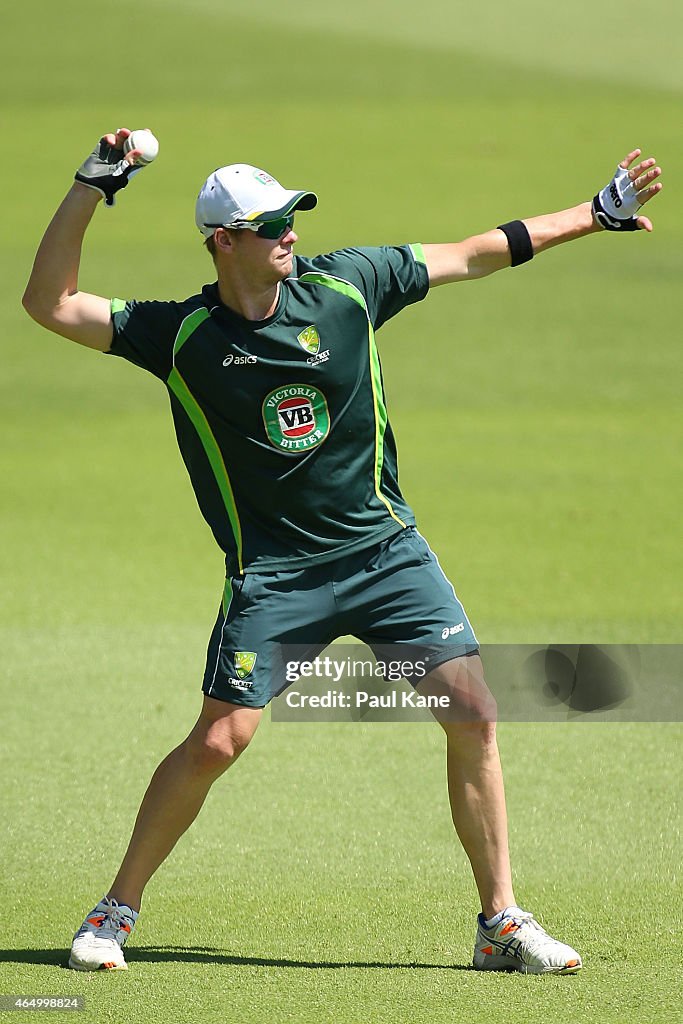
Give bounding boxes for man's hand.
[592,149,663,233]
[74,128,145,207]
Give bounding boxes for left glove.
[75,135,141,207]
[592,165,641,231]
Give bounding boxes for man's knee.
[416,654,498,730]
[185,702,262,776]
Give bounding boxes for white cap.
[195,163,317,237]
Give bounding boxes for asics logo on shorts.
[442,623,465,640]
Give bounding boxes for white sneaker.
[473,906,582,974]
[69,896,138,971]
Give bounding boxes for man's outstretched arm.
[22,128,147,351]
[424,149,663,286]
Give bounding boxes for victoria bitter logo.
[262,384,330,454]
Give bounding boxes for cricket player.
[22,128,662,974]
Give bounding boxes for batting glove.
[592,165,641,231]
[75,135,142,207]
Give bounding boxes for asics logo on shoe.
[84,912,130,933]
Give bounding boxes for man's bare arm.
[424,149,663,287]
[22,183,113,351]
[22,128,144,351]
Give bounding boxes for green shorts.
[201,526,479,707]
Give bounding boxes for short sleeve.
[306,244,429,329]
[107,298,182,381]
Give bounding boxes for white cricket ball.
[123,129,159,166]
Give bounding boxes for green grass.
[2,673,681,1022]
[1,1,681,1021]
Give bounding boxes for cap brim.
[244,190,318,222]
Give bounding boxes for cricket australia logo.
[297,326,330,366]
[262,384,330,455]
[297,325,320,355]
[234,651,257,679]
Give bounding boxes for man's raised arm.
[423,149,663,286]
[22,128,152,351]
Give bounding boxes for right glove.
[591,164,641,231]
[74,135,141,207]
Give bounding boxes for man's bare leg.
[416,655,515,919]
[108,697,262,910]
[443,721,514,919]
[417,655,581,972]
[69,697,262,970]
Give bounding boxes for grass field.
[1,1,681,1022]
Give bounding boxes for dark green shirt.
[109,244,429,574]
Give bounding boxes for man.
[23,128,662,975]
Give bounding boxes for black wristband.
[497,220,534,266]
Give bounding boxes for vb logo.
[262,384,331,454]
[278,399,314,433]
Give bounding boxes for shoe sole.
[68,957,128,972]
[473,954,582,975]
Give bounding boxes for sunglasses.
[208,215,295,240]
[252,215,295,239]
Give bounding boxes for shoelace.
[501,912,553,957]
[90,897,132,940]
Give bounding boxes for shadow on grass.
[0,947,472,971]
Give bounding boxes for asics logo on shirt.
[223,354,258,366]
